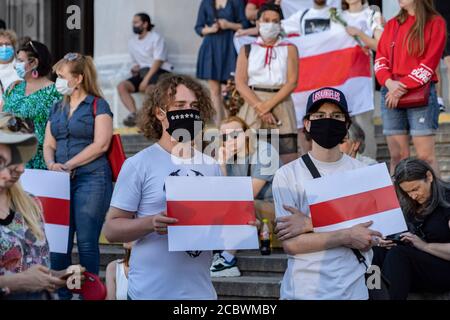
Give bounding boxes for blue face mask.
[15,61,27,79]
[0,45,15,62]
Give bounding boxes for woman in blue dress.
[195,0,249,124]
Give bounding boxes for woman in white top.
[341,0,384,51]
[0,29,20,109]
[105,242,132,300]
[236,3,299,165]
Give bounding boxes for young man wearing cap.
[272,87,382,300]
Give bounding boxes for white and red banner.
[20,170,70,254]
[303,164,407,236]
[289,24,374,128]
[165,177,259,252]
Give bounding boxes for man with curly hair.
[103,74,223,300]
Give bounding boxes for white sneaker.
[210,254,241,278]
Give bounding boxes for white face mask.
[259,22,281,41]
[55,77,75,96]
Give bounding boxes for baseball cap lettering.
[306,87,349,115]
[312,89,341,103]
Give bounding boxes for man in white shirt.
[105,75,256,300]
[117,13,173,127]
[272,87,382,300]
[281,0,335,36]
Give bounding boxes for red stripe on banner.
[167,201,255,226]
[39,197,70,226]
[310,186,400,228]
[295,46,371,92]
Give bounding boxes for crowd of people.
[1,0,450,301]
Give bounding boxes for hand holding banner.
[20,169,70,254]
[303,164,408,237]
[165,177,259,252]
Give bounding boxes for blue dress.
[195,0,250,82]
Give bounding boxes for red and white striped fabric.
[20,170,70,254]
[303,164,407,236]
[166,177,259,252]
[289,24,374,128]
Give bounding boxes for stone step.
[212,276,281,300]
[73,246,288,275]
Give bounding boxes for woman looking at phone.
[372,158,450,300]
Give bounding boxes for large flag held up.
[166,177,259,252]
[289,24,374,128]
[20,170,70,254]
[303,164,408,236]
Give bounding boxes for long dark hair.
[393,158,450,220]
[395,0,441,57]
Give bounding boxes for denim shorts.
[380,83,440,136]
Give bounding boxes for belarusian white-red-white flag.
[289,23,374,128]
[166,177,259,252]
[303,164,407,236]
[20,170,70,254]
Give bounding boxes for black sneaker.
[210,253,241,278]
[123,113,137,127]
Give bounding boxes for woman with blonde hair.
[210,116,280,278]
[0,29,20,108]
[43,53,113,300]
[0,113,81,300]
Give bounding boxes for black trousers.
[372,245,450,300]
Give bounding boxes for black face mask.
[165,109,203,142]
[133,26,144,34]
[308,118,348,149]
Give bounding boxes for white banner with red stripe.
[289,22,374,128]
[166,177,259,252]
[20,170,70,254]
[303,164,407,236]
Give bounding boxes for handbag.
[390,22,431,109]
[93,97,126,182]
[71,272,107,300]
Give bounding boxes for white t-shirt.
[281,1,341,19]
[273,153,372,300]
[115,261,128,301]
[0,62,21,105]
[248,37,290,87]
[110,143,221,300]
[128,31,173,72]
[341,6,384,38]
[282,6,332,36]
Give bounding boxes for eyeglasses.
[309,112,346,122]
[64,52,83,61]
[1,116,35,134]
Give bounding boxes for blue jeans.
[50,166,113,300]
[381,83,440,136]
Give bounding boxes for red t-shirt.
[248,0,268,8]
[375,14,446,89]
